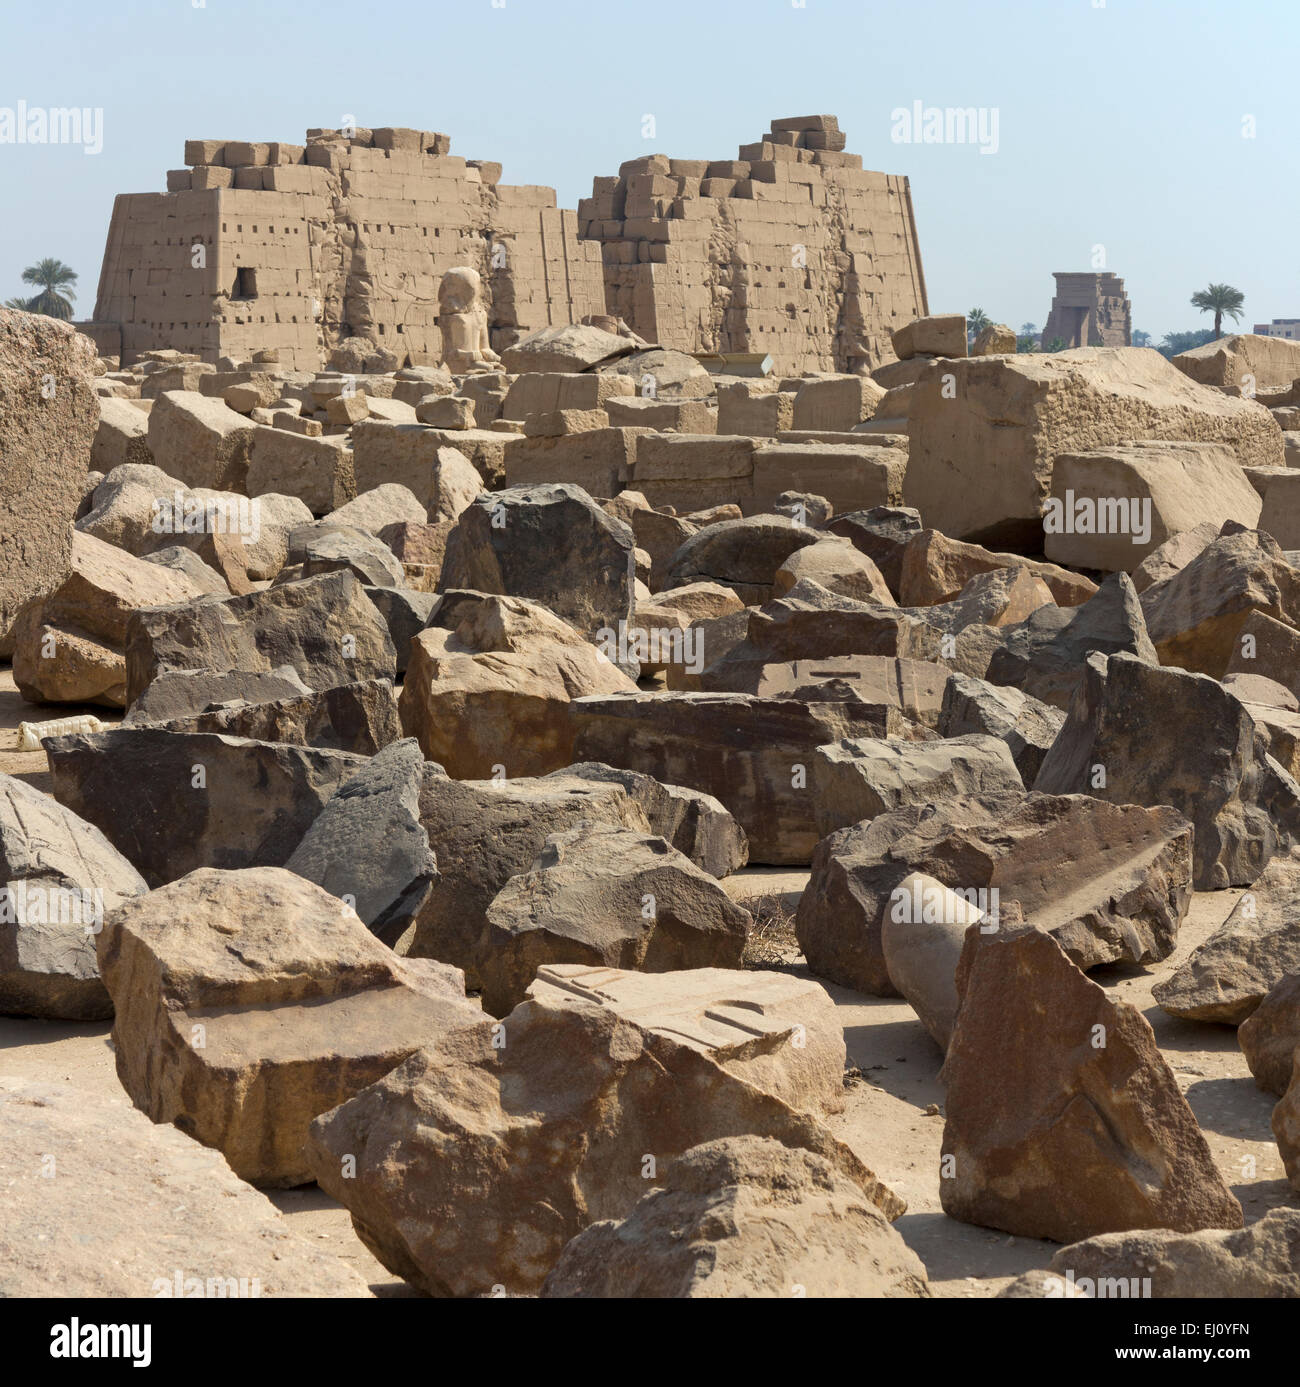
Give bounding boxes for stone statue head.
[439,266,482,315]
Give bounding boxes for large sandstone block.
[245,426,353,515]
[900,529,1097,607]
[1001,1211,1300,1299]
[398,593,635,777]
[751,442,904,515]
[542,1135,929,1298]
[479,823,751,1014]
[502,427,641,498]
[571,691,916,864]
[790,376,886,432]
[351,422,484,520]
[0,772,148,1020]
[1239,974,1300,1096]
[905,349,1283,548]
[306,966,895,1296]
[0,309,99,635]
[0,1077,371,1296]
[46,727,366,886]
[440,484,635,640]
[663,514,822,604]
[892,314,967,360]
[1138,526,1300,677]
[404,769,652,981]
[1153,847,1300,1024]
[795,790,1192,996]
[98,867,484,1186]
[146,390,255,492]
[124,570,396,705]
[91,394,152,472]
[10,530,206,707]
[1044,441,1261,570]
[128,677,399,754]
[1173,333,1300,393]
[941,921,1242,1241]
[1035,653,1300,888]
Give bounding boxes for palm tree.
[1190,283,1244,339]
[1132,329,1152,347]
[967,308,991,342]
[3,296,34,310]
[19,259,78,320]
[1020,322,1038,338]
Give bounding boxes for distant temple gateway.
[1041,272,1132,349]
[86,116,929,375]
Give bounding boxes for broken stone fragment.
[478,823,751,1015]
[940,919,1243,1242]
[98,866,484,1186]
[541,1135,929,1299]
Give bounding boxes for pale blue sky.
[1,0,1295,340]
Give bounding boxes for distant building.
[1041,272,1131,348]
[1254,319,1300,341]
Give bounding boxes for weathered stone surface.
[285,740,438,946]
[351,426,484,520]
[124,571,396,705]
[984,572,1157,711]
[46,727,366,886]
[0,772,147,1020]
[774,537,894,604]
[1174,332,1300,392]
[571,692,916,864]
[1035,653,1300,888]
[500,323,638,374]
[290,524,404,588]
[405,770,653,980]
[123,664,311,723]
[1138,525,1300,677]
[811,734,1023,838]
[940,920,1242,1241]
[306,966,894,1296]
[0,310,99,636]
[664,515,823,605]
[130,678,399,755]
[399,594,634,778]
[1044,441,1261,570]
[1154,848,1300,1024]
[440,483,635,639]
[142,544,230,595]
[937,672,1065,784]
[542,1135,929,1299]
[698,581,941,692]
[245,426,354,515]
[893,314,966,360]
[824,506,922,597]
[556,763,747,877]
[1130,520,1220,594]
[10,530,205,707]
[899,529,1097,608]
[0,1076,372,1297]
[1224,609,1300,700]
[905,348,1283,548]
[904,566,1054,635]
[322,483,426,536]
[91,393,152,472]
[147,390,255,491]
[999,1211,1300,1299]
[1239,974,1300,1096]
[796,791,1192,996]
[479,824,751,1014]
[99,867,482,1186]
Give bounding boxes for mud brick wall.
[579,115,928,375]
[94,127,606,370]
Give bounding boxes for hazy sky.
[1,0,1295,341]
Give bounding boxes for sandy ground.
[2,666,1294,1297]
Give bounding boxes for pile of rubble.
[3,297,1300,1299]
